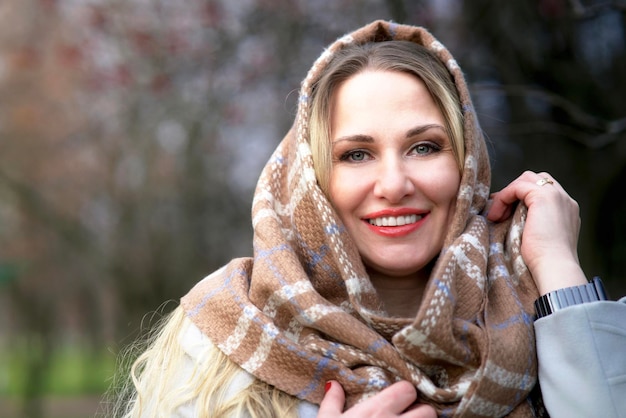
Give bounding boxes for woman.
[113,21,625,417]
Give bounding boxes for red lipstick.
[362,208,428,237]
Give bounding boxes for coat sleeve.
[534,297,626,418]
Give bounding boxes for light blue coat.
[535,297,626,418]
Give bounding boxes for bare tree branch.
[567,0,626,19]
[471,83,626,148]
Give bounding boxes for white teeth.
[368,214,421,227]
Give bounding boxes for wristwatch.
[534,276,609,319]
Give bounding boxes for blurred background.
[0,0,624,416]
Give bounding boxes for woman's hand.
[487,171,587,294]
[318,381,437,418]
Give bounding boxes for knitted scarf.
[182,21,542,417]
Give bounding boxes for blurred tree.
[456,0,626,294]
[0,0,624,416]
[0,1,102,415]
[0,0,407,414]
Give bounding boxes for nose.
[373,156,415,203]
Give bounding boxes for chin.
[366,262,430,278]
[364,255,439,280]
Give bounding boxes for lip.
[362,207,427,218]
[362,207,429,238]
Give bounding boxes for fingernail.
[324,381,332,393]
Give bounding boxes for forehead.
[330,70,445,135]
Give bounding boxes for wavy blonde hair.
[310,41,464,193]
[104,306,299,418]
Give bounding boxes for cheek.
[426,168,461,207]
[328,170,349,214]
[328,168,367,216]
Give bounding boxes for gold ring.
[536,177,554,186]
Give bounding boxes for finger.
[317,381,345,416]
[486,172,534,222]
[532,172,567,197]
[485,196,514,223]
[375,381,419,414]
[487,171,562,222]
[405,403,438,418]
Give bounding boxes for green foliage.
[0,342,116,398]
[0,262,20,287]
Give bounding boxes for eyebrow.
[405,124,446,137]
[332,124,446,144]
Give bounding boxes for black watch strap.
[534,277,608,319]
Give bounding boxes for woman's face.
[328,70,461,280]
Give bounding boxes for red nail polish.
[324,381,332,393]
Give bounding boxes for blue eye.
[412,143,440,155]
[350,151,366,161]
[340,150,370,162]
[416,144,430,154]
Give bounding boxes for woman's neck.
[367,268,430,318]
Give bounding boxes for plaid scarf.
[182,21,542,417]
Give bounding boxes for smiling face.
[328,70,461,283]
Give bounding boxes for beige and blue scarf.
[182,20,541,417]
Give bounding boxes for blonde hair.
[104,306,299,418]
[309,41,465,193]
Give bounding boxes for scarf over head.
[182,21,542,417]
